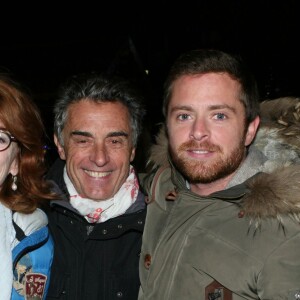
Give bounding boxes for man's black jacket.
[45,158,146,300]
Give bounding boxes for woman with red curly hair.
[0,74,58,300]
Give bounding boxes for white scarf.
[0,202,14,300]
[64,165,139,223]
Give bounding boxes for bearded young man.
[138,49,300,299]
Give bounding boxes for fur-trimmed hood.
[146,97,300,219]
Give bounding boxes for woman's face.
[0,121,19,189]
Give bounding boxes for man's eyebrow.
[207,104,237,113]
[170,104,236,113]
[70,130,129,138]
[170,105,193,113]
[107,131,129,138]
[71,131,92,137]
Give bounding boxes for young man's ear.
[54,134,66,160]
[245,116,260,147]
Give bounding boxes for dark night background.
[1,1,299,166]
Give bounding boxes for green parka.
[138,97,300,300]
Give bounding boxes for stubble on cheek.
[169,139,246,184]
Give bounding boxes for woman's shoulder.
[12,208,48,243]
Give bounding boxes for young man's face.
[55,100,135,201]
[166,73,259,184]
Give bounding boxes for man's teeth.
[85,170,111,177]
[192,150,208,154]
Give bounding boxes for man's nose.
[90,143,109,166]
[190,118,210,141]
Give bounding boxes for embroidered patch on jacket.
[24,273,47,299]
[13,254,47,299]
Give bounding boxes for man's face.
[55,100,135,201]
[167,73,259,185]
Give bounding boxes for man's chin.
[182,169,218,183]
[81,191,111,202]
[87,197,109,202]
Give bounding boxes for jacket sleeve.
[258,232,300,299]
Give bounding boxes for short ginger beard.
[169,138,246,184]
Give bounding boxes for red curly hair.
[0,74,57,213]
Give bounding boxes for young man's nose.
[189,118,210,141]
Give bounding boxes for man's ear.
[130,147,136,162]
[245,116,260,146]
[54,134,66,160]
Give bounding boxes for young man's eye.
[178,114,190,121]
[214,113,226,120]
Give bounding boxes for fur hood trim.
[243,165,300,220]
